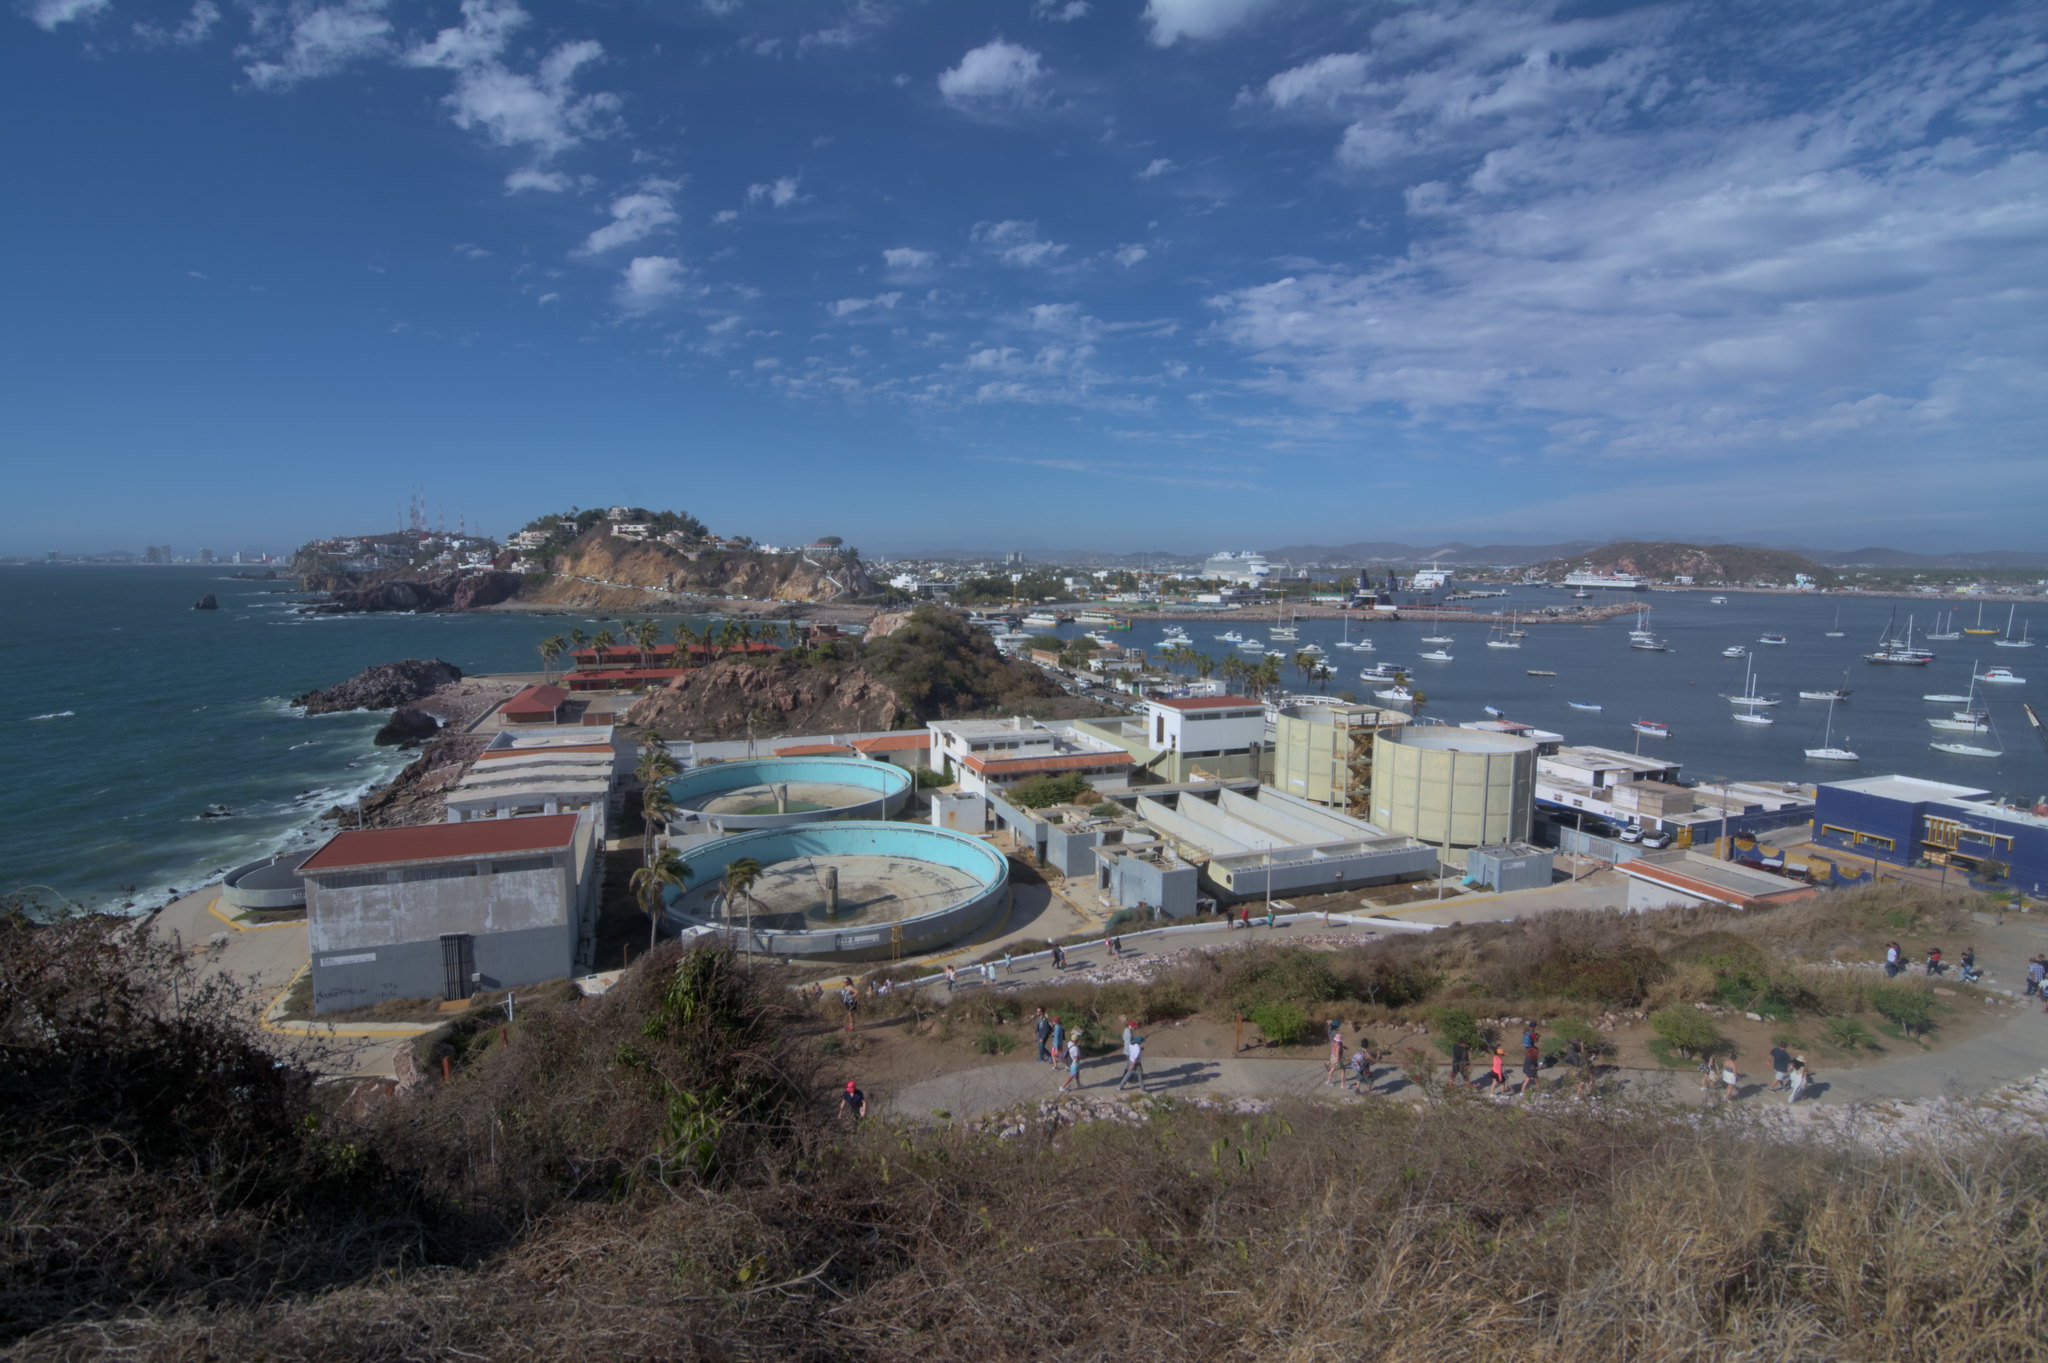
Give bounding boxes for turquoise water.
[0,566,666,913]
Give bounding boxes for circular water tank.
[1371,726,1536,853]
[666,756,913,831]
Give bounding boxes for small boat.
[1977,666,2026,685]
[1483,705,1506,717]
[1925,609,1959,642]
[1568,701,1602,711]
[1721,645,1747,658]
[1526,669,1557,677]
[1963,602,1999,635]
[1352,638,1374,653]
[1485,637,1521,649]
[1710,595,1728,605]
[1160,628,1192,646]
[1993,607,2032,649]
[1824,606,1845,638]
[1629,637,1668,652]
[1216,630,1243,643]
[1923,692,1973,703]
[1799,670,1852,702]
[1733,710,1774,725]
[1931,739,2002,757]
[1360,663,1404,681]
[1420,648,1454,662]
[1298,642,1325,657]
[1572,588,1591,599]
[1422,633,1454,644]
[1928,713,1989,733]
[1805,699,1858,761]
[1757,633,1787,646]
[1374,684,1415,703]
[1632,720,1671,737]
[1238,639,1265,653]
[1727,657,1780,708]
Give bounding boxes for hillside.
[1529,540,1836,586]
[626,605,1116,739]
[521,527,875,610]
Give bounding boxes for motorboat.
[1374,684,1415,703]
[1422,633,1454,644]
[1483,705,1505,717]
[1420,648,1454,662]
[1360,662,1404,681]
[1160,628,1192,646]
[1804,699,1859,762]
[1721,645,1747,658]
[1526,669,1557,676]
[1978,666,2026,685]
[1352,638,1374,652]
[1629,637,1669,652]
[1928,712,1990,733]
[1923,692,1973,703]
[1238,639,1265,653]
[1710,595,1728,605]
[1215,630,1244,643]
[1632,720,1671,737]
[1799,670,1852,702]
[1568,701,1602,711]
[1298,642,1326,657]
[1733,710,1774,725]
[1758,633,1788,646]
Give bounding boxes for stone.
[292,658,464,715]
[193,593,219,610]
[374,706,441,747]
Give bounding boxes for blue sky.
[4,0,2045,558]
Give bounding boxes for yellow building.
[1271,702,1408,816]
[1371,725,1537,866]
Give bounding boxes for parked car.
[1641,832,1672,849]
[1618,826,1643,844]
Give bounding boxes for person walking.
[1520,1043,1542,1098]
[1059,1035,1083,1093]
[1489,1047,1507,1095]
[1768,1043,1793,1092]
[1052,942,1067,972]
[1121,1017,1136,1049]
[1883,942,1902,978]
[1325,1027,1346,1086]
[2028,956,2045,997]
[945,964,957,993]
[839,1080,867,1120]
[1049,1016,1065,1065]
[1720,1057,1742,1101]
[1033,1007,1052,1063]
[1238,904,1251,931]
[1003,950,1015,975]
[1347,1044,1372,1092]
[1449,1039,1472,1087]
[1265,904,1277,930]
[1117,1033,1146,1092]
[1786,1058,1809,1105]
[840,981,858,1034]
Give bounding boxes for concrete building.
[1074,696,1269,785]
[926,717,1133,795]
[447,728,623,834]
[1619,849,1818,913]
[1532,744,1814,856]
[1812,775,2048,895]
[500,683,570,725]
[1271,701,1407,815]
[1371,725,1538,866]
[1117,783,1437,901]
[301,815,600,1014]
[1465,842,1554,893]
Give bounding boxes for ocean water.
[1044,590,2048,802]
[0,566,660,913]
[4,568,2042,913]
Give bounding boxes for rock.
[304,569,522,615]
[1933,987,1957,998]
[193,593,219,610]
[374,706,441,746]
[293,658,464,715]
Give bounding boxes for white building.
[926,717,1133,796]
[1142,696,1268,758]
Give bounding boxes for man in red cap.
[839,1079,867,1120]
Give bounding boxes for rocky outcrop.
[193,594,219,611]
[519,531,876,611]
[342,735,489,829]
[626,660,912,740]
[373,706,441,746]
[293,659,464,715]
[303,570,523,615]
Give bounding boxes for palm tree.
[634,618,660,668]
[722,856,764,956]
[537,634,564,682]
[1293,649,1317,690]
[636,738,680,788]
[1194,654,1215,683]
[1219,654,1247,694]
[670,620,699,668]
[591,628,616,668]
[1252,655,1282,698]
[641,783,679,869]
[569,626,589,652]
[629,847,690,955]
[1312,662,1334,693]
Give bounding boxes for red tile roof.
[961,751,1133,776]
[1149,695,1260,711]
[773,743,857,756]
[850,733,932,753]
[500,684,570,718]
[301,814,580,872]
[564,669,688,689]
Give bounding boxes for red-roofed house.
[927,717,1132,796]
[500,683,569,724]
[773,743,857,757]
[301,814,600,1015]
[849,731,936,772]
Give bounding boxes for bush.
[914,766,951,789]
[1221,947,1339,1014]
[1008,772,1091,808]
[1248,1001,1311,1046]
[1542,1017,1609,1060]
[1649,1006,1725,1059]
[1824,1017,1875,1051]
[971,1026,1018,1056]
[1428,1006,1486,1049]
[1867,983,1935,1038]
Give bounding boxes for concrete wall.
[1044,823,1105,878]
[1210,842,1439,900]
[311,921,573,1015]
[1467,844,1554,892]
[1371,728,1535,860]
[666,756,911,830]
[1103,852,1199,918]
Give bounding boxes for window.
[315,870,388,890]
[491,856,556,875]
[401,862,479,883]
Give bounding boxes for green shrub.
[914,767,951,789]
[1222,947,1339,1014]
[971,1026,1018,1056]
[1541,1017,1607,1060]
[1008,773,1090,809]
[1648,1006,1724,1059]
[1866,983,1934,1037]
[1248,1001,1311,1046]
[1824,1017,1875,1051]
[1141,979,1201,1021]
[1428,1006,1485,1048]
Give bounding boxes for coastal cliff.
[293,659,464,714]
[518,530,876,611]
[301,570,524,615]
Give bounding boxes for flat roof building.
[1813,774,2048,895]
[1072,696,1268,785]
[302,814,600,1014]
[927,717,1133,795]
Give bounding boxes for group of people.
[1440,1027,1600,1100]
[1028,1008,1151,1094]
[1884,941,1979,981]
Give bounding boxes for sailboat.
[1924,609,1960,642]
[1268,604,1298,641]
[1799,670,1852,701]
[1728,655,1779,722]
[1963,601,1999,636]
[1485,620,1520,649]
[1421,631,1454,644]
[1824,606,1845,638]
[1994,605,2032,648]
[1931,714,2003,758]
[1507,611,1527,639]
[1865,609,1933,665]
[1804,698,1859,761]
[1928,673,1988,733]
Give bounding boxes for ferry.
[1563,570,1648,590]
[1077,611,1129,629]
[1632,720,1671,737]
[1022,612,1061,629]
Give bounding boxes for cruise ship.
[1562,569,1648,590]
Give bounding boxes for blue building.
[1812,775,2048,896]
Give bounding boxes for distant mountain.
[1263,540,1602,566]
[1527,540,1835,585]
[1800,546,2048,570]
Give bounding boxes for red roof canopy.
[774,743,858,756]
[301,814,580,871]
[850,733,932,753]
[962,751,1132,776]
[1150,695,1259,711]
[500,683,570,718]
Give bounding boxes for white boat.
[1374,684,1415,703]
[1733,710,1774,725]
[1269,626,1299,641]
[1721,645,1747,658]
[1483,705,1505,717]
[1994,607,2032,648]
[1924,609,1960,642]
[1160,628,1192,646]
[1298,642,1325,657]
[1799,671,1851,702]
[1022,612,1060,628]
[1977,666,2025,685]
[1352,638,1374,653]
[1922,692,1973,703]
[1526,669,1557,677]
[1632,720,1671,737]
[1805,699,1858,762]
[1568,701,1602,711]
[1238,639,1265,653]
[1422,633,1454,644]
[1757,633,1788,646]
[1486,633,1521,650]
[1727,657,1780,708]
[1823,605,1845,639]
[1928,713,1989,733]
[1629,637,1668,652]
[1420,648,1454,662]
[1931,739,2003,757]
[1216,630,1243,643]
[1710,595,1728,605]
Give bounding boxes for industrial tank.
[1371,726,1537,861]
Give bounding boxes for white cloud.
[1261,52,1371,110]
[505,166,571,193]
[829,292,903,318]
[798,0,889,54]
[242,0,394,89]
[404,2,618,159]
[711,208,740,224]
[1112,243,1149,267]
[746,175,803,207]
[938,40,1047,107]
[706,315,742,335]
[1033,0,1089,20]
[20,0,108,31]
[1144,0,1277,47]
[133,1,219,46]
[1138,157,1175,179]
[971,219,1066,268]
[618,256,686,311]
[537,291,558,304]
[577,184,680,255]
[882,246,937,271]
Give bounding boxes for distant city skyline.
[4,1,2044,556]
